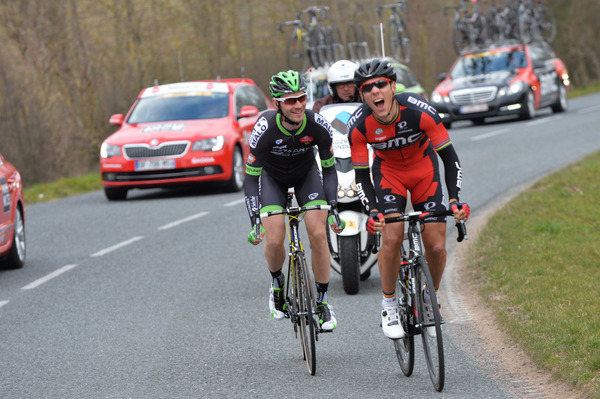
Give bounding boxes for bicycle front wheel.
[295,251,317,375]
[415,255,444,391]
[388,19,410,63]
[286,30,308,72]
[395,269,414,375]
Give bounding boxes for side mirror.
[437,72,447,82]
[238,105,259,119]
[109,114,124,126]
[395,83,407,93]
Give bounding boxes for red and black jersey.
[348,92,462,214]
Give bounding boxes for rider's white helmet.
[327,60,359,95]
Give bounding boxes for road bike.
[252,190,343,375]
[277,6,343,71]
[385,207,467,392]
[443,0,487,55]
[377,1,411,63]
[487,0,521,42]
[346,22,370,61]
[518,0,556,44]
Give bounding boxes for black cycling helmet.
[354,59,397,88]
[269,70,307,98]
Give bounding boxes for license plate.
[459,103,489,114]
[134,159,176,171]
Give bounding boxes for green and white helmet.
[269,70,307,97]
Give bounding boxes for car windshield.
[450,49,527,78]
[127,93,229,123]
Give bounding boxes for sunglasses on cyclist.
[360,79,391,94]
[276,93,308,105]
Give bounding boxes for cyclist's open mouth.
[373,98,387,114]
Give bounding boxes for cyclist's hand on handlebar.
[449,201,470,222]
[328,214,345,234]
[247,225,265,246]
[366,211,384,234]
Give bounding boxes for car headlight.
[192,136,225,152]
[499,80,525,97]
[431,91,442,103]
[100,143,121,158]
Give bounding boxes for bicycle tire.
[295,251,317,375]
[452,20,468,55]
[537,5,556,43]
[345,23,357,60]
[519,10,533,44]
[388,19,410,63]
[354,23,369,60]
[394,249,414,376]
[414,255,444,391]
[331,24,345,61]
[308,26,326,68]
[286,30,308,72]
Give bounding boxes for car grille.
[450,87,497,105]
[123,141,189,159]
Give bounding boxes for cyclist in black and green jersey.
[244,70,342,331]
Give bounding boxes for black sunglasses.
[360,79,391,93]
[276,93,308,105]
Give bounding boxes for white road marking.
[224,198,245,207]
[90,236,144,257]
[22,264,78,290]
[471,128,510,141]
[525,117,553,126]
[0,300,9,308]
[158,211,208,230]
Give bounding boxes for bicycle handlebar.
[377,2,408,17]
[384,209,468,242]
[277,19,306,32]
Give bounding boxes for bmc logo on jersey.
[249,116,269,148]
[300,136,314,144]
[407,96,437,115]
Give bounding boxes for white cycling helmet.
[327,60,359,95]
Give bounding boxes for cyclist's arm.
[348,124,378,213]
[436,144,462,202]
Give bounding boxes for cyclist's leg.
[259,170,289,274]
[420,223,447,290]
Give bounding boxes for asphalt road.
[1,93,599,398]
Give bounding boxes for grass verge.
[468,151,600,398]
[23,173,102,205]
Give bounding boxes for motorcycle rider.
[313,60,360,113]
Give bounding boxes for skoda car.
[100,79,273,200]
[0,152,26,270]
[431,41,569,128]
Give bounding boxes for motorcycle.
[318,103,379,295]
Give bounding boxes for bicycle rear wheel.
[452,20,468,54]
[295,251,317,375]
[388,19,410,63]
[286,30,308,72]
[415,255,444,392]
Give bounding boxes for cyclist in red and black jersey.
[244,70,342,331]
[347,59,470,340]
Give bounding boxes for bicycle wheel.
[452,20,468,54]
[388,19,410,63]
[394,254,414,376]
[286,30,308,72]
[414,255,444,391]
[295,251,317,375]
[519,11,533,43]
[537,5,556,43]
[308,26,326,68]
[331,24,346,61]
[354,22,370,60]
[345,23,357,60]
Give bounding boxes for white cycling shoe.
[381,306,405,339]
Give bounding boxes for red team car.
[431,41,569,128]
[0,152,26,269]
[100,79,273,200]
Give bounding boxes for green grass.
[23,173,102,205]
[468,151,600,398]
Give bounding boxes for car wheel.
[0,205,25,270]
[224,146,244,192]
[104,187,128,201]
[443,121,452,130]
[551,83,568,113]
[520,89,536,120]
